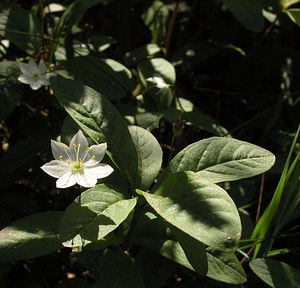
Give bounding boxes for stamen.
[59,155,63,160]
[82,148,90,162]
[62,145,72,161]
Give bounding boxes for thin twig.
[255,173,265,224]
[165,0,180,58]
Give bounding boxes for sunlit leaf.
[166,137,275,183]
[142,171,241,251]
[51,76,139,190]
[59,184,137,247]
[128,125,162,190]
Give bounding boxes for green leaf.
[0,61,23,120]
[0,4,42,53]
[171,228,208,276]
[142,172,241,251]
[132,212,202,273]
[66,56,135,100]
[0,211,63,263]
[52,0,105,39]
[51,76,138,190]
[281,0,300,9]
[59,184,137,247]
[137,58,176,86]
[286,8,300,25]
[250,258,300,288]
[172,42,223,66]
[166,137,275,183]
[135,112,162,130]
[183,111,229,137]
[128,125,163,190]
[90,248,146,288]
[206,248,247,284]
[135,248,175,288]
[124,44,163,66]
[0,135,49,179]
[142,1,169,45]
[223,0,264,32]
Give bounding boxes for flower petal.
[30,80,42,90]
[84,163,114,179]
[85,143,107,164]
[18,75,33,85]
[51,140,70,161]
[41,160,70,178]
[56,172,77,188]
[28,59,40,74]
[70,130,89,149]
[69,130,89,160]
[38,59,47,73]
[76,173,97,187]
[19,62,32,75]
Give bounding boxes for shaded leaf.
[52,0,105,39]
[59,184,137,247]
[90,248,146,288]
[0,61,23,120]
[0,211,63,263]
[142,171,241,251]
[167,137,275,183]
[0,135,49,179]
[250,258,300,288]
[206,247,247,284]
[0,4,42,53]
[66,56,134,100]
[124,44,163,66]
[223,0,264,32]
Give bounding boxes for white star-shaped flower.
[41,130,114,188]
[146,76,170,89]
[18,59,56,90]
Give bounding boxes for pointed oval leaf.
[286,8,300,25]
[0,4,42,53]
[128,125,162,190]
[223,0,264,32]
[90,248,146,288]
[59,184,137,247]
[143,171,241,251]
[250,258,300,288]
[66,56,135,100]
[206,248,247,284]
[0,61,23,120]
[167,137,275,183]
[132,212,207,276]
[52,0,105,39]
[0,211,63,263]
[137,58,176,86]
[51,76,138,190]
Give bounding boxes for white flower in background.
[18,59,56,90]
[41,130,114,188]
[146,76,170,89]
